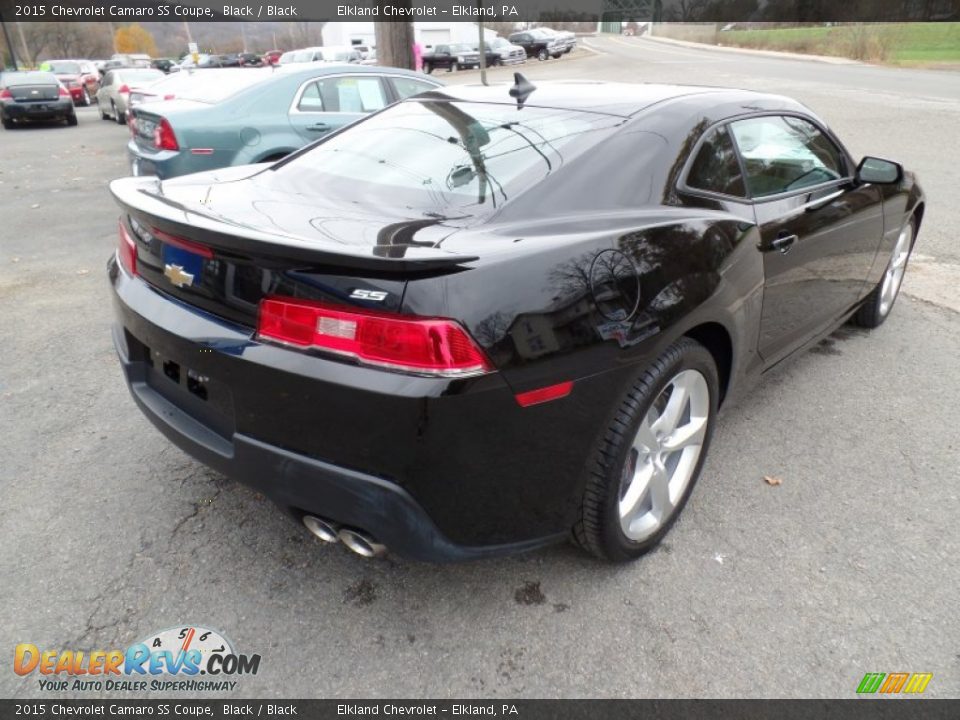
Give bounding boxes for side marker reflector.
[515,381,574,407]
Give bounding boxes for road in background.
[1,41,958,698]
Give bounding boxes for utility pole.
[0,11,19,70]
[477,18,488,86]
[107,22,117,53]
[374,19,414,70]
[241,22,248,52]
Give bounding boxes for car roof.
[420,80,790,118]
[275,63,429,80]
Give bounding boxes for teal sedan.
[126,65,442,179]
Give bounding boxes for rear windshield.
[323,50,356,61]
[4,72,58,86]
[276,100,623,213]
[48,61,81,74]
[449,44,474,53]
[117,70,165,85]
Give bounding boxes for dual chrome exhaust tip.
[302,514,386,558]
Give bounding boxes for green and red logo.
[857,672,932,695]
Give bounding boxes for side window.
[729,115,846,198]
[302,77,386,113]
[686,125,746,197]
[297,81,323,111]
[391,77,437,101]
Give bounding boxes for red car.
[46,60,99,106]
[262,50,283,66]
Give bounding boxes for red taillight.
[58,86,70,98]
[154,118,179,151]
[163,94,176,100]
[514,381,574,407]
[257,297,493,377]
[0,89,11,99]
[118,84,130,94]
[117,221,138,276]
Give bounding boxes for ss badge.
[349,289,389,302]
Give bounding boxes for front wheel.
[573,338,719,561]
[537,48,549,61]
[851,217,915,328]
[450,61,459,72]
[66,113,78,126]
[423,62,432,74]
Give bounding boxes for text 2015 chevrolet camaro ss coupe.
[108,79,924,562]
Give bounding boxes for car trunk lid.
[111,170,478,327]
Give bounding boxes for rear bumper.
[127,139,223,179]
[109,259,574,561]
[3,99,74,120]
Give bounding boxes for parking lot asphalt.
[1,40,959,699]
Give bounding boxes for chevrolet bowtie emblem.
[164,264,195,288]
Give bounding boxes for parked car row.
[421,29,576,73]
[508,28,577,61]
[277,46,365,66]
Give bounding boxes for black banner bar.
[2,700,960,720]
[0,0,958,23]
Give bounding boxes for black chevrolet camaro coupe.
[108,79,924,562]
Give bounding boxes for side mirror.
[857,156,902,185]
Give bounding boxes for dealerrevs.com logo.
[14,626,261,693]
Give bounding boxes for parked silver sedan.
[95,68,164,124]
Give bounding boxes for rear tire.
[573,338,719,561]
[66,113,78,126]
[2,116,13,130]
[423,62,433,74]
[851,217,915,329]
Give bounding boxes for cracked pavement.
[1,38,958,698]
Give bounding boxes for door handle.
[306,123,330,132]
[768,233,798,254]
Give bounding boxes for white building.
[322,22,499,50]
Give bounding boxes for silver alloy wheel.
[619,369,710,542]
[879,223,912,317]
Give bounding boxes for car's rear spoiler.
[109,177,479,274]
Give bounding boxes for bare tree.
[17,21,111,63]
[286,21,325,49]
